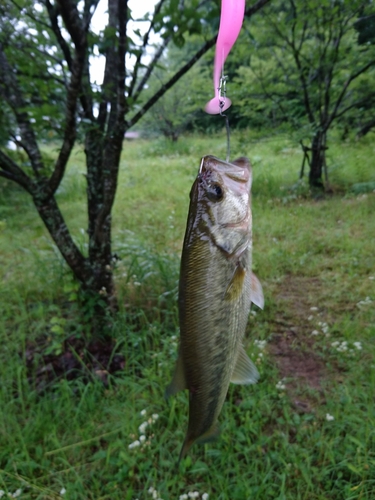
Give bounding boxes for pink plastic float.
[205,0,245,115]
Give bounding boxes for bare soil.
[268,275,329,411]
[25,336,125,391]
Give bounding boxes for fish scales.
[180,240,251,438]
[166,155,264,462]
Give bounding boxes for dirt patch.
[25,337,125,392]
[267,275,328,411]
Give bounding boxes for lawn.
[0,131,374,499]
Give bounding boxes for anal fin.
[196,422,220,444]
[231,345,259,385]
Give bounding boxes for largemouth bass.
[166,155,264,462]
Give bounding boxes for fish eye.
[207,183,224,202]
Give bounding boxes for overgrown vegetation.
[0,133,374,499]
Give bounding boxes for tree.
[233,0,375,188]
[0,0,270,337]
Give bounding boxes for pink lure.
[205,0,245,115]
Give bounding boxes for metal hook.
[218,75,227,116]
[218,75,230,162]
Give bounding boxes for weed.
[0,133,374,498]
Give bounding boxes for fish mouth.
[199,156,251,195]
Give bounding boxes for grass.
[0,130,374,499]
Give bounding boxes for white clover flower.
[326,413,334,421]
[254,340,266,350]
[60,488,67,495]
[357,297,373,307]
[310,307,318,311]
[139,435,146,443]
[128,440,141,449]
[337,342,348,352]
[148,487,155,494]
[250,310,257,316]
[307,315,314,321]
[331,341,339,347]
[258,352,263,358]
[170,335,177,341]
[0,492,5,499]
[10,491,22,499]
[276,381,286,390]
[202,494,209,500]
[139,421,148,434]
[311,330,319,336]
[134,281,141,286]
[140,409,147,417]
[152,491,158,500]
[337,347,345,352]
[369,276,374,280]
[179,495,188,500]
[188,493,199,499]
[152,413,159,421]
[353,342,362,350]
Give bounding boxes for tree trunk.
[34,188,116,337]
[309,131,326,188]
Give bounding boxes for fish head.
[192,155,252,230]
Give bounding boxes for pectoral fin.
[165,352,186,398]
[251,272,264,309]
[231,345,259,385]
[224,264,246,301]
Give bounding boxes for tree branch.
[45,0,73,69]
[46,0,93,119]
[131,35,172,104]
[127,36,214,128]
[97,0,121,131]
[127,0,271,127]
[0,150,33,192]
[0,47,44,174]
[333,92,375,121]
[46,0,89,199]
[9,0,51,30]
[96,0,128,240]
[127,0,168,98]
[326,58,375,131]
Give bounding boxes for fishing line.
[218,74,230,162]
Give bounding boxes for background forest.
[0,0,374,498]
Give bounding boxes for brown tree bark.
[309,131,326,188]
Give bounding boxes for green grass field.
[0,132,374,499]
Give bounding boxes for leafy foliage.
[139,38,211,140]
[0,0,270,335]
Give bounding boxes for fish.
[166,155,264,463]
